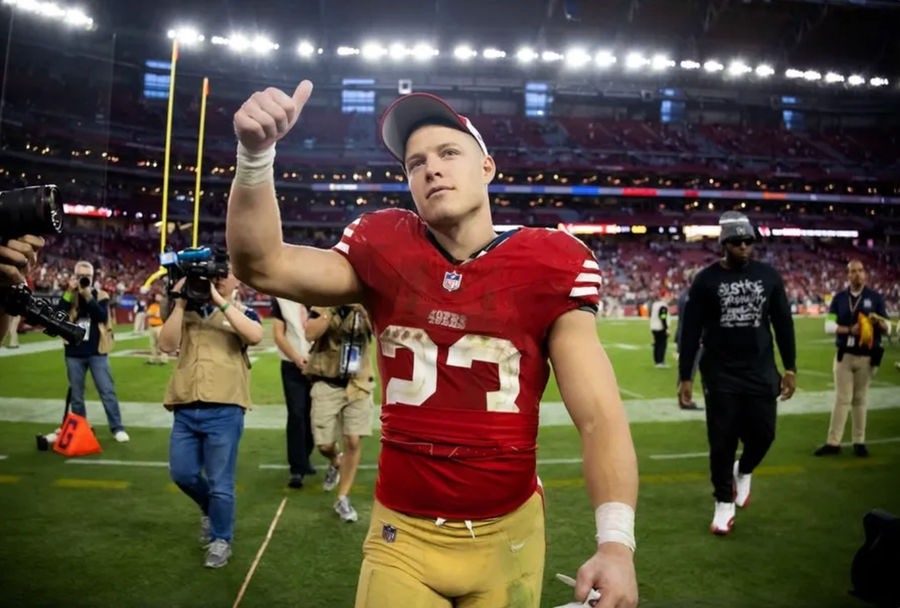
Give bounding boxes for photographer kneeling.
[158,262,262,569]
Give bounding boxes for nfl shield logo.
[442,271,463,292]
[382,524,397,543]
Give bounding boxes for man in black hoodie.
[678,211,796,536]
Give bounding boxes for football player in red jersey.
[227,81,639,608]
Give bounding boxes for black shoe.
[814,444,841,456]
[853,443,869,457]
[287,474,304,489]
[679,401,703,410]
[303,466,317,476]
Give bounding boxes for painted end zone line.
[650,436,900,460]
[233,497,288,608]
[0,455,7,460]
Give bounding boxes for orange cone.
[53,412,102,457]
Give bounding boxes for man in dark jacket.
[678,212,796,536]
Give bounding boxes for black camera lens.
[79,276,91,288]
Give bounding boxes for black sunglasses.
[725,238,754,247]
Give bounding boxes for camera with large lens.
[160,246,229,308]
[0,185,86,345]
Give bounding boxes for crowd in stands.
[24,228,900,318]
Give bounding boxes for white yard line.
[650,436,900,460]
[232,497,288,608]
[1,387,898,429]
[618,388,647,399]
[66,458,168,468]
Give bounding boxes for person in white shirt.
[271,297,316,488]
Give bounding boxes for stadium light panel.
[227,33,250,53]
[389,43,408,60]
[62,7,92,29]
[803,70,821,81]
[454,45,478,61]
[483,47,507,59]
[412,43,438,61]
[211,36,228,45]
[824,72,844,84]
[167,26,204,45]
[297,40,315,57]
[755,64,774,77]
[516,47,538,63]
[541,50,563,62]
[595,50,616,68]
[703,60,724,73]
[337,46,360,56]
[625,52,649,70]
[4,0,93,29]
[869,76,889,87]
[361,42,387,61]
[785,68,803,79]
[651,54,675,71]
[847,74,865,86]
[565,48,592,69]
[727,60,752,76]
[680,60,701,70]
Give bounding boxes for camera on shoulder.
[0,185,86,344]
[160,246,229,308]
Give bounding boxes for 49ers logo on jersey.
[442,271,462,291]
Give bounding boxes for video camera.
[0,185,86,345]
[160,246,229,307]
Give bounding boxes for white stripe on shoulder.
[334,241,350,254]
[582,260,599,270]
[574,273,602,284]
[349,218,361,227]
[343,227,355,237]
[569,286,599,298]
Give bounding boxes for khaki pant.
[310,381,372,446]
[827,353,872,445]
[355,492,545,608]
[148,325,167,364]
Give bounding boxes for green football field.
[1,316,899,607]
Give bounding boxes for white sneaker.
[710,501,735,535]
[204,539,231,568]
[113,430,130,443]
[733,461,751,508]
[334,496,358,523]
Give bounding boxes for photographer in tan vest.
[305,304,374,523]
[159,263,262,568]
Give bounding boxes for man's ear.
[482,154,496,184]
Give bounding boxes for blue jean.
[169,405,245,543]
[65,355,124,433]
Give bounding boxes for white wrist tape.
[595,502,636,552]
[234,142,276,187]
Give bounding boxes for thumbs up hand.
[233,80,314,152]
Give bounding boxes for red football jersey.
[334,209,600,519]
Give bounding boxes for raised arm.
[227,80,363,306]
